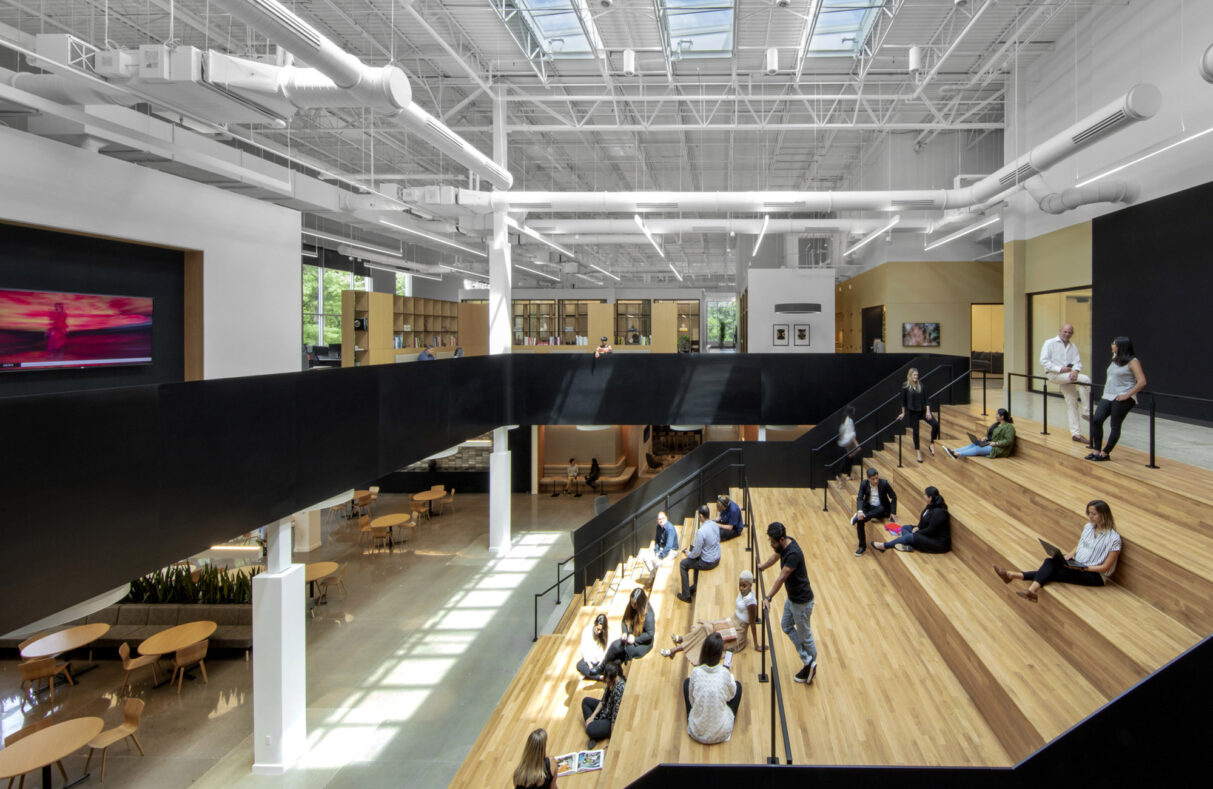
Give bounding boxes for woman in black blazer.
[604,588,655,665]
[871,487,951,553]
[896,367,940,462]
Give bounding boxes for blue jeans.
[955,443,992,457]
[780,598,817,666]
[883,526,915,551]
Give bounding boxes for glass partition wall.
[1029,287,1092,391]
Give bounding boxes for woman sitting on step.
[993,499,1122,603]
[943,408,1016,459]
[684,632,743,745]
[582,661,625,748]
[660,570,764,662]
[576,613,609,680]
[603,588,655,665]
[871,486,951,554]
[512,728,556,789]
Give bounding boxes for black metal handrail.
[532,563,578,642]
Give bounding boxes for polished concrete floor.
[0,488,621,788]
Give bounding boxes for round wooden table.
[138,620,218,657]
[305,561,339,598]
[412,489,445,517]
[0,716,103,786]
[372,513,413,544]
[20,623,111,660]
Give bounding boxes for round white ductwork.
[765,48,779,76]
[1201,43,1213,83]
[623,48,636,77]
[908,45,923,75]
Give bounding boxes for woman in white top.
[683,632,742,744]
[576,613,609,680]
[993,500,1122,603]
[836,406,860,482]
[1087,336,1146,462]
[660,571,763,663]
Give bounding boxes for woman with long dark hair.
[576,613,609,680]
[1087,337,1146,461]
[870,486,951,554]
[944,408,1015,459]
[683,632,743,744]
[512,728,557,789]
[603,588,655,665]
[896,367,939,463]
[994,500,1122,602]
[581,661,625,747]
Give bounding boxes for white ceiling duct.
[4,72,136,107]
[461,84,1159,214]
[524,218,931,235]
[209,0,512,190]
[1202,43,1213,83]
[1035,181,1139,215]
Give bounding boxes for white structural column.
[758,427,767,442]
[251,517,306,774]
[488,87,513,554]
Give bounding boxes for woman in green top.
[944,409,1016,458]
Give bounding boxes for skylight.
[807,0,884,57]
[514,0,593,57]
[660,0,736,60]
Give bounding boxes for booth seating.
[539,455,636,493]
[1,604,253,654]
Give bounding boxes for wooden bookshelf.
[341,291,462,365]
[614,299,651,345]
[395,296,459,350]
[654,299,700,352]
[512,299,557,346]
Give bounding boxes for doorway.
[861,305,885,352]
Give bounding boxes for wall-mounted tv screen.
[0,288,153,371]
[902,322,940,347]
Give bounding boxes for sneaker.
[850,514,858,526]
[804,659,818,684]
[794,663,812,683]
[853,546,865,557]
[943,446,957,460]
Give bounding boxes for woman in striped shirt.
[993,500,1122,603]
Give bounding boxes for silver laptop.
[1038,538,1086,568]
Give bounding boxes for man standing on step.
[677,505,720,603]
[1040,323,1091,443]
[759,522,817,684]
[852,466,897,557]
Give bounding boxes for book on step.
[555,749,604,776]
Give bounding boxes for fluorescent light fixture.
[667,262,684,282]
[752,215,770,257]
[378,219,487,258]
[923,216,1000,251]
[363,261,442,281]
[505,217,576,258]
[844,215,900,256]
[337,244,444,281]
[209,545,262,552]
[441,264,488,280]
[304,229,399,257]
[587,263,621,282]
[575,273,604,285]
[1076,125,1213,187]
[633,214,665,259]
[301,247,318,258]
[515,263,560,282]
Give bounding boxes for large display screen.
[0,288,153,371]
[902,322,940,347]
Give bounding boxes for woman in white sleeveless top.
[1087,336,1146,462]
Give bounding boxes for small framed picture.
[793,324,810,346]
[773,324,789,346]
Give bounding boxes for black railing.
[532,556,578,642]
[1007,373,1213,469]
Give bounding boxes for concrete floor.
[0,488,620,789]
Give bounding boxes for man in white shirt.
[1039,324,1091,442]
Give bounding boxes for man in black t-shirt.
[758,521,818,684]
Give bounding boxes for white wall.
[745,268,835,353]
[0,127,300,379]
[1005,0,1213,240]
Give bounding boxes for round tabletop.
[412,490,445,502]
[372,513,412,528]
[0,717,104,780]
[138,620,218,657]
[20,623,111,660]
[305,561,340,583]
[354,489,371,498]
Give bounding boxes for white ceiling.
[0,0,1096,286]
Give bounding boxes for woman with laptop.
[943,408,1016,459]
[992,500,1122,602]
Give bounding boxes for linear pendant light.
[1076,125,1213,187]
[633,214,665,259]
[363,261,442,281]
[506,217,576,258]
[304,229,399,257]
[441,264,488,280]
[923,216,999,251]
[752,214,770,257]
[515,263,560,282]
[587,262,621,282]
[378,219,487,258]
[844,215,900,256]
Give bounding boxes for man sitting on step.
[715,493,745,542]
[851,466,897,558]
[678,505,720,603]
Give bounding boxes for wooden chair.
[358,514,372,546]
[5,718,70,787]
[368,485,380,514]
[326,501,348,524]
[370,525,392,552]
[118,641,159,692]
[84,698,146,782]
[410,498,431,524]
[170,640,209,694]
[436,488,456,515]
[353,493,372,518]
[317,563,348,603]
[429,484,445,494]
[18,656,72,706]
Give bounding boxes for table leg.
[62,766,93,788]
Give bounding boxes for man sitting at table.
[417,345,436,361]
[716,494,744,542]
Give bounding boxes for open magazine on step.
[554,749,604,776]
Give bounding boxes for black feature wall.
[1093,180,1213,422]
[0,222,185,397]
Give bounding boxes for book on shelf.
[554,749,604,777]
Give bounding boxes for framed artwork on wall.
[902,322,940,347]
[793,324,810,346]
[773,324,789,346]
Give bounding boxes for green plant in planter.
[122,563,261,605]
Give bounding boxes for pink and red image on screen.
[0,289,153,371]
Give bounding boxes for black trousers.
[582,696,613,740]
[683,677,743,719]
[718,525,744,543]
[576,659,602,679]
[680,556,719,597]
[905,409,939,450]
[603,639,649,665]
[854,504,890,550]
[1023,556,1104,588]
[1091,397,1135,454]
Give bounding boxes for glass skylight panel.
[807,0,884,57]
[661,0,736,59]
[515,0,592,57]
